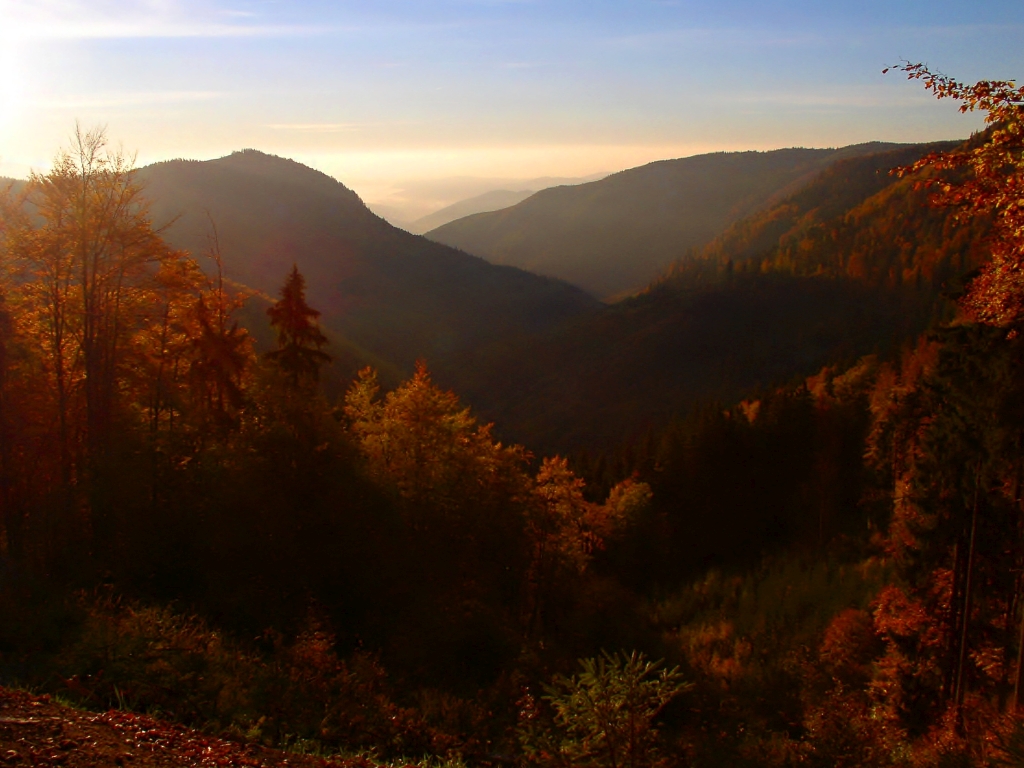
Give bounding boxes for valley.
[1,63,1021,768]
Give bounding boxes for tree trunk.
[945,537,965,702]
[0,296,11,558]
[1014,453,1024,711]
[954,458,983,733]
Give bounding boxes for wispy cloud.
[32,90,223,109]
[603,20,1024,53]
[268,121,418,133]
[0,0,329,40]
[723,88,937,109]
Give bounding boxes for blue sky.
[1,0,1021,218]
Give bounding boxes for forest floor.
[0,688,387,768]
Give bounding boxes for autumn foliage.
[5,67,1024,766]
[888,63,1024,327]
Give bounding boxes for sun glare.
[0,40,28,140]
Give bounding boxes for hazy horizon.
[2,0,1020,219]
[4,140,968,227]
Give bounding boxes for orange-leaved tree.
[6,126,199,476]
[880,66,1024,738]
[0,127,219,570]
[525,457,650,636]
[344,364,650,637]
[344,362,529,521]
[888,63,1024,327]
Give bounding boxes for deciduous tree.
[888,63,1024,327]
[12,126,194,473]
[344,363,529,520]
[525,459,646,634]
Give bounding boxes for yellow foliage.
[344,362,530,518]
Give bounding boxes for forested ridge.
[436,142,989,454]
[425,142,906,299]
[654,140,988,298]
[2,65,1024,768]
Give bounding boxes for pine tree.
[265,265,331,386]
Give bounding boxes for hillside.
[425,143,907,298]
[0,177,24,195]
[137,150,600,372]
[657,140,979,289]
[440,275,924,451]
[438,142,986,452]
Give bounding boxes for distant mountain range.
[367,172,608,232]
[434,141,986,453]
[133,151,599,377]
[663,141,981,293]
[6,142,985,455]
[425,143,909,299]
[406,189,535,234]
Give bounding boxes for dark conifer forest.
[3,65,1024,768]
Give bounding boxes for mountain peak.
[142,149,364,211]
[135,151,598,373]
[211,149,363,204]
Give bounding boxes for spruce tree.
[266,265,331,386]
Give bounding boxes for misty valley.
[2,65,1024,768]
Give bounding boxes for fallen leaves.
[0,688,387,768]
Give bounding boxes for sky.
[1,0,1022,221]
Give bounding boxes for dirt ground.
[0,688,388,768]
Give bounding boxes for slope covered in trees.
[425,143,908,298]
[5,65,1024,768]
[438,142,989,453]
[655,140,983,292]
[1,133,663,757]
[137,150,600,371]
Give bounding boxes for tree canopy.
[888,63,1024,326]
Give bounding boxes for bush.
[54,595,447,759]
[518,651,689,768]
[58,593,260,727]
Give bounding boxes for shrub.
[518,651,689,768]
[55,595,447,758]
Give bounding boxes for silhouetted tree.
[183,237,251,434]
[266,265,331,386]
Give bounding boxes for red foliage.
[888,63,1024,326]
[819,608,880,686]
